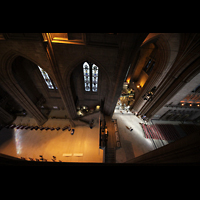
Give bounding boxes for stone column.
[146,62,200,119]
[0,80,47,126]
[142,33,200,118]
[131,66,166,114]
[44,33,74,119]
[0,50,49,125]
[103,33,148,116]
[131,38,171,114]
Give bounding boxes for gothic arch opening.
[11,56,65,119]
[12,56,43,108]
[131,42,158,89]
[129,34,174,113]
[0,84,24,124]
[149,57,200,121]
[70,61,109,117]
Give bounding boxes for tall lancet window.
[92,64,98,92]
[83,62,90,91]
[38,66,55,89]
[83,62,99,92]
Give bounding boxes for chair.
[16,125,21,129]
[29,157,35,161]
[25,126,30,130]
[62,127,67,131]
[10,124,16,129]
[19,125,25,129]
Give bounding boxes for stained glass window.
[38,66,54,89]
[53,81,58,89]
[83,62,99,92]
[83,62,90,91]
[143,59,155,75]
[92,64,98,92]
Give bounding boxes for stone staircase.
[105,148,116,163]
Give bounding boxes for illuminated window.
[38,66,54,89]
[83,62,99,92]
[83,62,90,91]
[53,81,58,89]
[143,59,155,75]
[92,64,98,92]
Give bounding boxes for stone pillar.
[131,38,171,114]
[103,33,148,116]
[142,34,200,118]
[0,50,49,126]
[9,88,47,125]
[146,64,200,119]
[44,33,74,119]
[0,80,47,126]
[131,67,166,114]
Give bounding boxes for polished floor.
[0,116,103,163]
[112,109,190,163]
[1,110,185,163]
[113,109,155,163]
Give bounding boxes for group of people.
[20,155,63,162]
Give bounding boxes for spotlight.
[181,103,184,106]
[190,104,192,106]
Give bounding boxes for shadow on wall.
[0,128,14,147]
[123,139,135,161]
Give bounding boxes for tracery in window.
[143,59,155,75]
[53,81,58,89]
[92,64,98,92]
[83,62,99,92]
[83,62,90,91]
[38,66,54,89]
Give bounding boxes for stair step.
[105,148,116,163]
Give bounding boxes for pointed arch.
[92,64,98,92]
[38,66,56,89]
[63,56,111,118]
[83,61,91,91]
[0,50,47,125]
[64,56,111,85]
[82,61,99,92]
[131,33,180,113]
